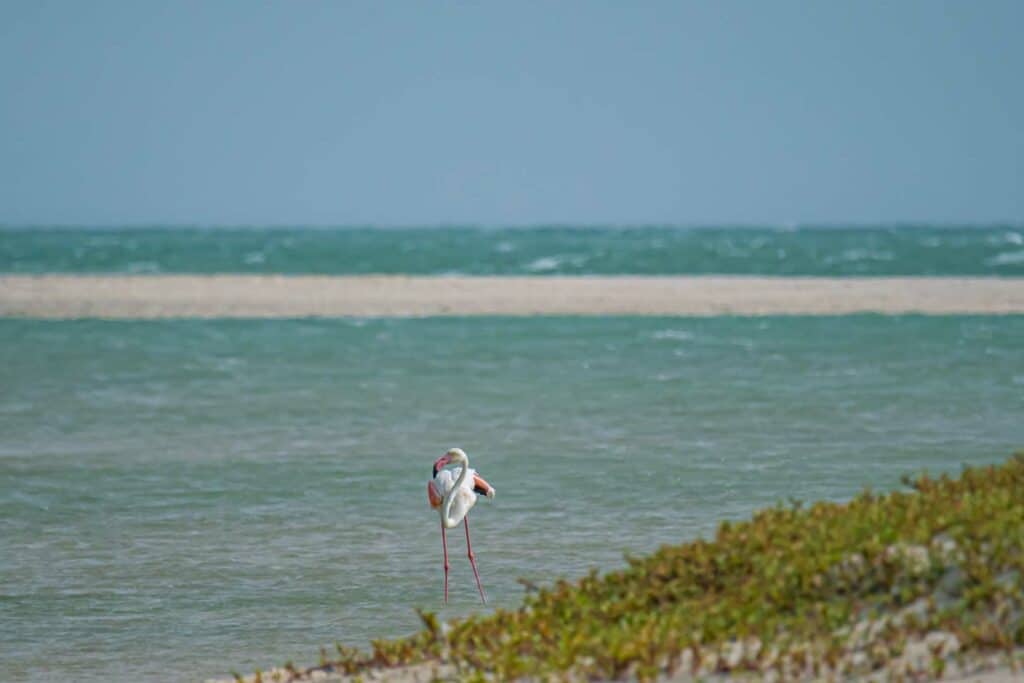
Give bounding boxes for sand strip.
[2,275,1024,318]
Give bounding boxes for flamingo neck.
[440,454,470,528]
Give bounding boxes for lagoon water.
[2,227,1023,682]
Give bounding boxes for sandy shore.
[2,275,1024,318]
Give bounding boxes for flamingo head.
[433,447,468,477]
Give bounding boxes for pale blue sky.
[1,1,1021,226]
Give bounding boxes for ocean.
[3,225,1024,276]
[1,226,1023,682]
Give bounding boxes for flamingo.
[427,447,495,604]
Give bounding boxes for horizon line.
[2,221,1023,231]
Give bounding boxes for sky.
[0,1,1021,226]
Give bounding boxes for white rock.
[724,640,745,668]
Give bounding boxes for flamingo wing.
[427,480,443,509]
[472,473,495,497]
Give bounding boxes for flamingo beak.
[432,454,450,477]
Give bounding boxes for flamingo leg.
[464,515,487,604]
[441,521,450,604]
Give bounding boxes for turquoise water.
[3,225,1024,275]
[2,315,1023,682]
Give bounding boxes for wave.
[523,254,589,272]
[985,250,1024,266]
[650,329,695,341]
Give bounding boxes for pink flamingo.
[427,448,495,604]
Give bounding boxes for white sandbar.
[2,275,1023,318]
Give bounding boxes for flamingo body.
[428,467,493,528]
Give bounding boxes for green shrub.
[291,454,1024,681]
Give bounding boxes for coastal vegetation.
[239,454,1024,681]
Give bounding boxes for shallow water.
[2,315,1023,681]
